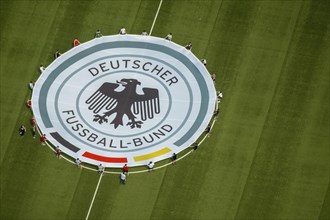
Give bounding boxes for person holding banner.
[73,38,80,47]
[119,27,127,35]
[95,30,102,38]
[165,33,172,41]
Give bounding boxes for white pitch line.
[85,173,103,220]
[149,0,163,35]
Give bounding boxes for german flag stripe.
[134,147,171,162]
[83,151,127,163]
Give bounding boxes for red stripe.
[83,152,127,163]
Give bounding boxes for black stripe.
[50,132,80,153]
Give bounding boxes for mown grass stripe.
[233,2,303,219]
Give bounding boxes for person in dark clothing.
[193,143,199,151]
[171,153,177,164]
[185,42,192,50]
[19,125,26,137]
[95,29,102,38]
[54,50,61,59]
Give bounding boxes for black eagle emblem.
[85,78,160,129]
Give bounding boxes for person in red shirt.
[123,164,129,175]
[41,134,46,145]
[73,38,80,47]
[26,100,31,108]
[31,117,36,126]
[55,146,61,158]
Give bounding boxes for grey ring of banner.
[36,39,212,155]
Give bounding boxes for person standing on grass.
[26,100,31,108]
[41,134,46,145]
[31,117,36,127]
[185,42,193,50]
[32,125,36,139]
[95,29,102,38]
[147,161,154,172]
[141,30,148,36]
[73,38,80,47]
[98,164,104,174]
[119,27,127,35]
[165,33,172,41]
[171,153,177,165]
[205,125,211,137]
[217,91,223,102]
[54,50,61,59]
[29,81,34,90]
[213,109,219,119]
[19,125,26,137]
[76,158,82,168]
[123,164,129,175]
[211,73,216,81]
[39,65,45,74]
[201,58,207,66]
[193,143,198,151]
[55,146,61,159]
[120,172,126,184]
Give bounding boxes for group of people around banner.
[22,27,223,183]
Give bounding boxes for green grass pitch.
[0,0,329,219]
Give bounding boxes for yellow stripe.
[134,147,171,162]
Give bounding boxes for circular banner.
[32,35,216,167]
